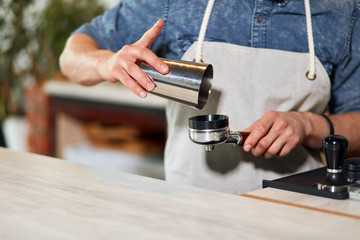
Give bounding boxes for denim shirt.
[73,0,360,114]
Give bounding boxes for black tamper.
[317,135,349,193]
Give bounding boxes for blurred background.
[0,0,166,180]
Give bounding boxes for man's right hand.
[60,19,169,98]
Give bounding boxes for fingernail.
[147,82,155,91]
[139,91,147,98]
[161,64,169,73]
[244,144,252,152]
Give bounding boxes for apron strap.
[304,0,316,80]
[195,0,317,80]
[194,0,215,63]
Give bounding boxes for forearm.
[59,33,113,86]
[59,20,168,99]
[303,112,360,157]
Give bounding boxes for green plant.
[0,0,106,122]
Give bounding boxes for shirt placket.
[251,0,273,48]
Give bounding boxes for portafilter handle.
[227,131,250,146]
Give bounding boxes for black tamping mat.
[262,167,349,200]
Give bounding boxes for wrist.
[302,112,330,149]
[321,114,334,136]
[94,50,114,81]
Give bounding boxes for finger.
[278,143,294,158]
[241,121,258,151]
[134,19,164,48]
[121,44,169,75]
[264,130,301,158]
[243,118,274,153]
[115,66,148,98]
[133,19,169,74]
[278,135,301,157]
[252,116,289,157]
[121,59,156,91]
[137,49,169,75]
[251,129,280,157]
[263,138,286,158]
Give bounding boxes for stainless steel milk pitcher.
[140,59,213,110]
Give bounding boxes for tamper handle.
[322,135,348,170]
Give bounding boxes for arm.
[242,111,360,158]
[59,19,169,98]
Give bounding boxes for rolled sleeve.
[72,0,167,52]
[72,2,123,50]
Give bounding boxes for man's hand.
[95,19,169,98]
[60,19,169,98]
[242,111,360,158]
[242,111,310,158]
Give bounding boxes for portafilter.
[188,114,250,151]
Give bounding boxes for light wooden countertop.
[0,147,359,239]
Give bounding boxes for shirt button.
[257,15,263,22]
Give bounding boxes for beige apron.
[164,2,331,194]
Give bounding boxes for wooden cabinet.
[43,80,167,158]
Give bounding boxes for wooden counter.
[0,147,359,239]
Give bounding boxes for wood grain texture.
[0,147,359,240]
